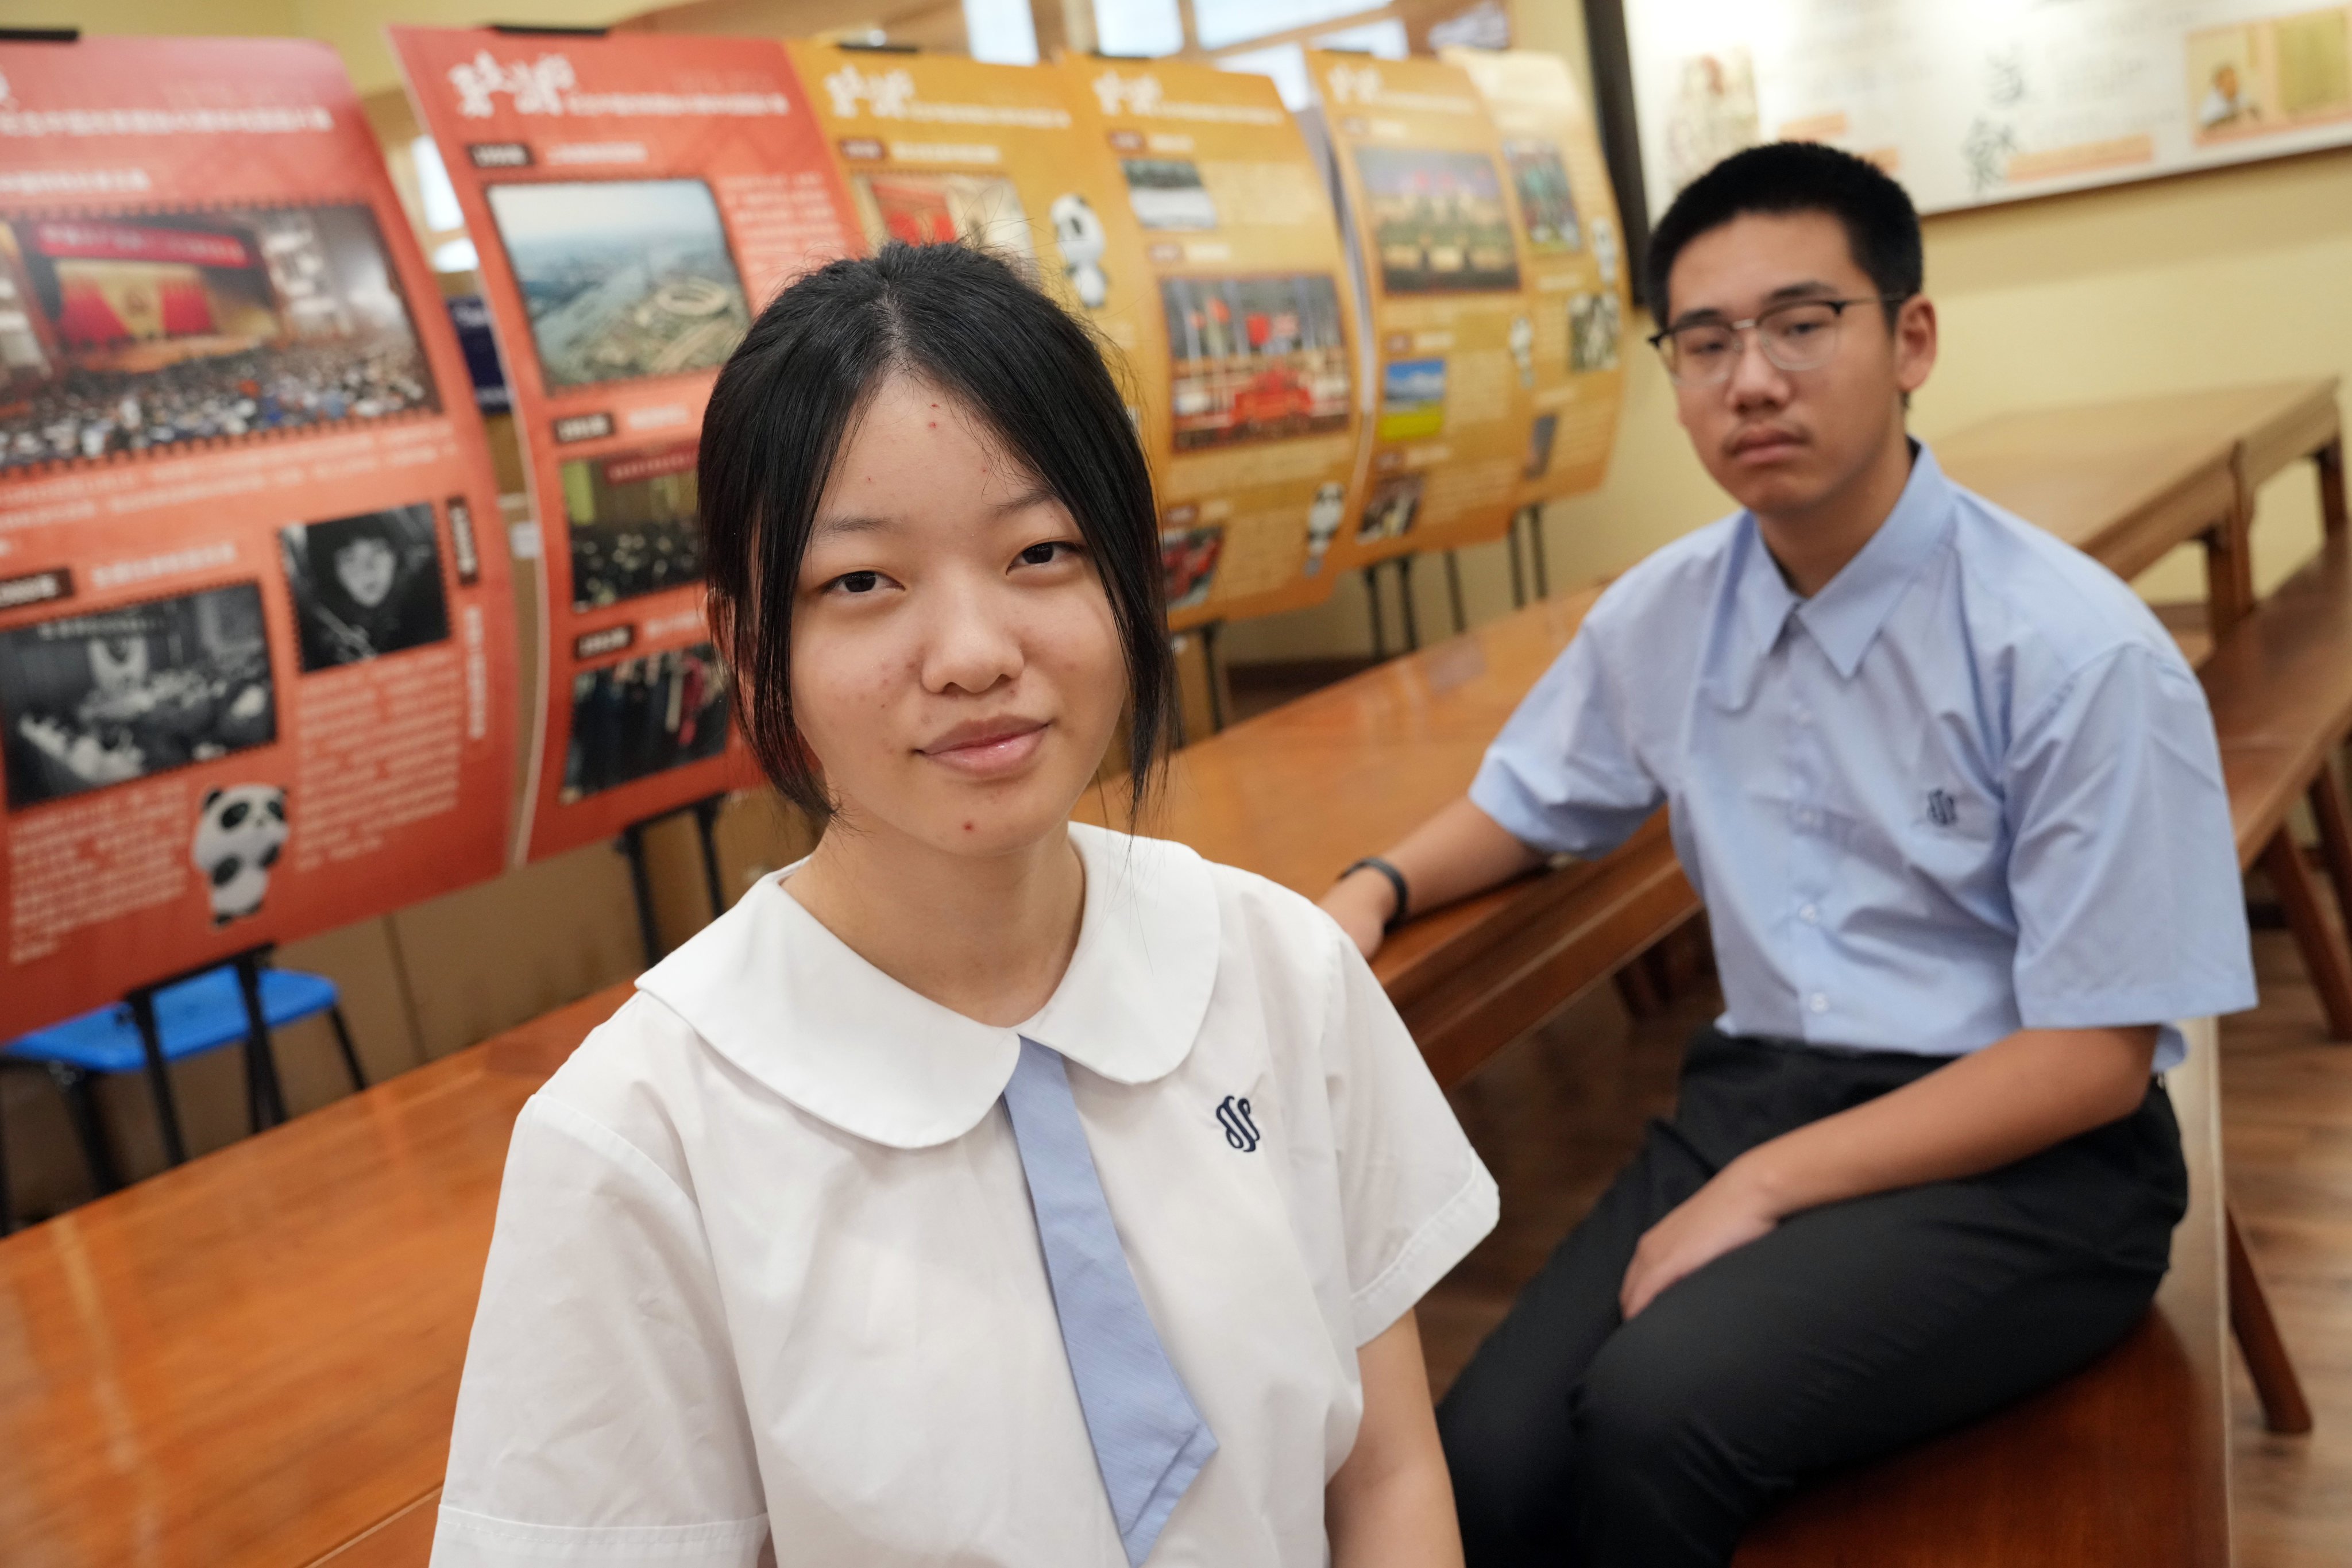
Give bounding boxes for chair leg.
[2228,1206,2314,1434]
[2261,831,2352,1040]
[124,990,188,1167]
[47,1064,123,1195]
[327,1005,368,1092]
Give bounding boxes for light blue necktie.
[1002,1036,1218,1566]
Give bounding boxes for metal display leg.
[1396,556,1421,652]
[1200,621,1227,734]
[1362,566,1388,662]
[1443,551,1467,635]
[619,819,664,968]
[690,795,729,922]
[123,987,189,1167]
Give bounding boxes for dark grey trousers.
[1436,1026,2187,1567]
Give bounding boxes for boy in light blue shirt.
[1322,142,2256,1567]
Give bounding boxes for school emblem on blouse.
[1216,1095,1261,1152]
[1926,787,1959,828]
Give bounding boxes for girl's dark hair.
[698,241,1174,825]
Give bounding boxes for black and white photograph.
[0,582,277,809]
[1121,158,1219,231]
[561,444,704,611]
[484,178,752,390]
[559,643,729,803]
[280,503,451,671]
[1570,289,1623,372]
[0,205,439,474]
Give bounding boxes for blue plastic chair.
[4,963,364,1207]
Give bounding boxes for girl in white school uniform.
[431,242,1498,1568]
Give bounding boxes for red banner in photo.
[0,36,519,1040]
[391,27,859,861]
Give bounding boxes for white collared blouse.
[431,822,1498,1567]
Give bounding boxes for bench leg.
[2261,831,2352,1040]
[2309,760,2352,927]
[2228,1207,2314,1434]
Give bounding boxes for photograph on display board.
[561,643,729,804]
[1159,524,1223,613]
[1570,290,1623,371]
[0,206,435,474]
[1161,275,1351,451]
[1358,470,1423,543]
[0,583,276,810]
[1121,159,1219,231]
[482,178,752,391]
[280,503,450,671]
[1378,357,1449,442]
[1351,147,1522,293]
[847,172,1036,265]
[1504,138,1581,252]
[1523,412,1558,478]
[561,443,702,612]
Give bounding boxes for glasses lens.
[1664,323,1737,384]
[1760,302,1843,371]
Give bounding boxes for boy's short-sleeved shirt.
[431,821,1497,1567]
[1472,443,2256,1071]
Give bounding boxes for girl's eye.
[1017,540,1079,567]
[832,570,882,594]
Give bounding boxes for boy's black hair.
[1644,141,1923,323]
[698,241,1173,824]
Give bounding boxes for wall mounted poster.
[1067,59,1366,621]
[1308,52,1547,563]
[1444,48,1628,512]
[788,44,1189,612]
[0,36,517,1039]
[392,27,859,861]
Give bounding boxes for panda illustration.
[192,784,288,926]
[1303,481,1346,576]
[1049,192,1110,310]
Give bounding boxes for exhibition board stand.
[615,790,730,966]
[392,25,856,866]
[0,34,520,1054]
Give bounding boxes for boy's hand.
[1619,1167,1782,1319]
[1320,868,1397,959]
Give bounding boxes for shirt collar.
[1711,441,1956,704]
[635,821,1221,1150]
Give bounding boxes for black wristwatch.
[1341,856,1411,931]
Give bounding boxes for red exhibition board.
[0,36,518,1038]
[391,26,860,862]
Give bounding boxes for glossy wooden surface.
[1939,378,2341,635]
[0,985,629,1568]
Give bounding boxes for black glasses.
[1647,295,1911,386]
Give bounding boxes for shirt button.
[1799,904,1819,924]
[1808,992,1829,1014]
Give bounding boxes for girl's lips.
[921,724,1046,778]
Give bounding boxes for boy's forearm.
[1343,795,1544,924]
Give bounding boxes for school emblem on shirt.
[1215,1095,1261,1152]
[1926,787,1958,828]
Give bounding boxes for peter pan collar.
[634,821,1222,1150]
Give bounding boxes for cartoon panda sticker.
[192,784,288,926]
[1049,192,1110,310]
[1303,480,1346,576]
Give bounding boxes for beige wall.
[1230,137,2352,664]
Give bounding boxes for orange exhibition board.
[1066,58,1366,625]
[1444,47,1629,511]
[391,26,858,861]
[1310,51,1558,565]
[0,36,517,1038]
[786,44,1188,601]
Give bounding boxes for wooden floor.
[1419,924,2352,1566]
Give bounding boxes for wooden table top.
[1936,377,2338,583]
[0,983,631,1568]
